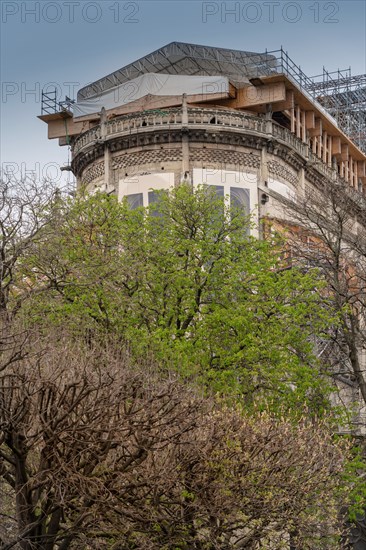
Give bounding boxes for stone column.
[104,146,113,192]
[100,107,115,194]
[258,147,270,226]
[181,94,190,184]
[298,167,305,196]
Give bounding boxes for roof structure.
[43,42,366,155]
[77,42,279,100]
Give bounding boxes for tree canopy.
[0,329,349,550]
[0,179,361,548]
[20,184,336,414]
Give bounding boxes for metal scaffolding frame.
[41,90,57,115]
[305,68,366,154]
[263,49,366,153]
[41,91,75,116]
[76,42,279,100]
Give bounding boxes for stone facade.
[69,103,366,444]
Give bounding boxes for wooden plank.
[38,111,72,122]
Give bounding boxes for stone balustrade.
[72,108,267,155]
[71,107,357,192]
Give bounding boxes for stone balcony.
[71,107,365,205]
[73,107,269,155]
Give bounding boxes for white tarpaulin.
[73,73,229,117]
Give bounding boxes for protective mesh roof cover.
[77,42,279,101]
[73,73,229,117]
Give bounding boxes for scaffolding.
[41,91,75,115]
[41,89,58,115]
[41,42,366,154]
[306,68,366,154]
[76,42,280,100]
[261,49,366,154]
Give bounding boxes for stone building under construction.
[39,41,366,433]
[39,42,366,222]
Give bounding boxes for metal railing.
[265,47,315,91]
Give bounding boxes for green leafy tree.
[22,184,335,415]
[1,179,362,548]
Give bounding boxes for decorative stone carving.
[112,149,183,170]
[81,162,105,185]
[190,148,260,169]
[267,160,298,186]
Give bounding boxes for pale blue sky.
[1,0,365,186]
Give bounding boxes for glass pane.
[230,187,250,215]
[212,185,224,198]
[148,190,167,217]
[148,190,160,205]
[202,185,225,224]
[202,184,224,198]
[126,193,143,209]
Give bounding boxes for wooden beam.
[350,157,354,186]
[344,160,349,182]
[308,118,322,137]
[332,136,342,156]
[290,107,295,134]
[312,136,317,154]
[43,118,91,140]
[340,161,344,178]
[296,106,301,139]
[302,110,306,142]
[328,135,332,166]
[354,159,358,187]
[322,132,327,163]
[271,90,294,111]
[228,83,237,99]
[224,82,286,109]
[341,144,349,161]
[305,110,315,129]
[58,137,69,146]
[357,161,366,177]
